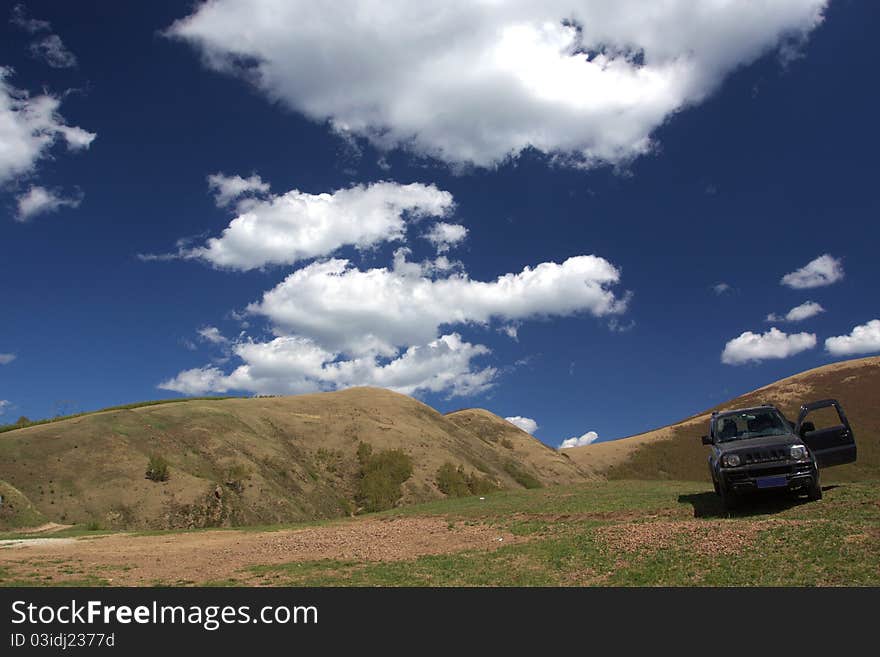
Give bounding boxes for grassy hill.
[0,387,590,531]
[566,356,880,482]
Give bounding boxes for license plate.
[757,476,787,489]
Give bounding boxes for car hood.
[716,433,801,453]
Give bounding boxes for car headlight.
[722,454,741,467]
[790,445,808,461]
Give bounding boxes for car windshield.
[712,409,790,442]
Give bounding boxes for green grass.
[3,480,878,586]
[244,480,880,586]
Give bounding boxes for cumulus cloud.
[824,320,880,357]
[179,181,453,270]
[159,181,629,399]
[505,416,538,434]
[29,34,77,68]
[721,327,816,365]
[159,333,496,398]
[197,326,229,345]
[0,400,10,416]
[0,353,16,365]
[15,186,82,221]
[0,68,96,183]
[251,254,627,356]
[424,222,468,253]
[167,0,827,168]
[780,254,844,289]
[713,282,732,295]
[766,301,824,323]
[559,431,599,449]
[206,172,270,208]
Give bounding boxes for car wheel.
[807,476,822,502]
[719,485,738,511]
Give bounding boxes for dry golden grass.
[566,356,880,482]
[0,387,588,531]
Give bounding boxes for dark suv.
[702,399,857,510]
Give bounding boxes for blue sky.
[1,1,878,447]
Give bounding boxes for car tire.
[719,485,738,511]
[807,475,822,502]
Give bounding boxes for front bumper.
[720,460,815,494]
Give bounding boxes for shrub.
[355,444,413,513]
[223,463,249,492]
[501,438,514,450]
[436,463,470,497]
[436,462,499,497]
[466,472,499,495]
[503,461,542,489]
[145,454,170,482]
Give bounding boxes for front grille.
[727,464,793,482]
[741,447,788,464]
[748,465,792,477]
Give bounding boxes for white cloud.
[766,300,824,323]
[158,178,630,399]
[0,400,10,416]
[9,5,51,34]
[0,68,96,184]
[721,327,816,365]
[168,0,827,168]
[197,326,229,345]
[15,186,82,221]
[824,320,880,357]
[780,254,844,289]
[159,332,496,398]
[505,416,538,434]
[160,251,628,399]
[0,353,15,364]
[251,254,627,357]
[560,431,599,449]
[713,282,731,295]
[206,172,270,208]
[29,34,77,68]
[424,222,468,253]
[500,324,519,340]
[182,181,453,270]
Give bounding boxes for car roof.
[712,405,781,419]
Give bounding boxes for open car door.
[795,399,857,468]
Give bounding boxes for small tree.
[145,454,170,482]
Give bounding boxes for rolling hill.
[0,387,591,531]
[566,356,880,482]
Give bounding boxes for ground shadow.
[678,489,820,519]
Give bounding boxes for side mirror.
[799,421,816,437]
[701,435,713,445]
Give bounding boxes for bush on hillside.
[355,442,413,513]
[503,461,542,489]
[145,454,170,482]
[436,462,500,497]
[223,463,249,492]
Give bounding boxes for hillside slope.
[0,387,589,530]
[567,356,880,482]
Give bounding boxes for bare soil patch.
[0,516,521,586]
[598,519,811,556]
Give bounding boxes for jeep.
[701,399,857,510]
